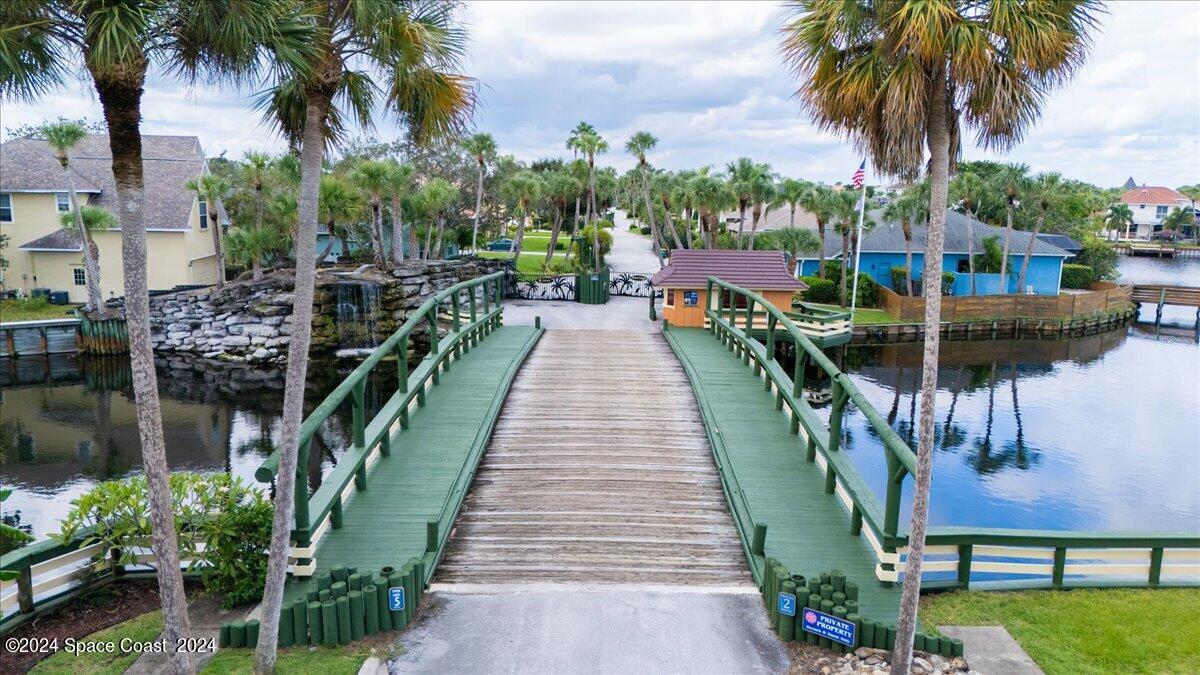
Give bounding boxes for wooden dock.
[439,329,750,586]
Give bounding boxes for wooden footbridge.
[9,270,1196,645]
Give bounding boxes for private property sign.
[801,608,856,647]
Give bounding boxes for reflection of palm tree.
[970,364,1000,474]
[888,366,905,425]
[941,365,967,450]
[1010,362,1031,470]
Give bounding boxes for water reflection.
[0,354,396,540]
[831,328,1200,533]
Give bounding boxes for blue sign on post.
[388,587,406,612]
[777,592,797,617]
[801,608,856,647]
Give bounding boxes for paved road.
[608,209,663,273]
[391,587,788,674]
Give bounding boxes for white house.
[1119,185,1194,239]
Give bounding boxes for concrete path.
[608,209,663,273]
[391,587,788,674]
[502,296,660,331]
[125,595,240,673]
[939,626,1044,674]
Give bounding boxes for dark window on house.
[0,193,11,222]
[199,199,208,229]
[1155,205,1168,219]
[666,289,676,306]
[56,193,70,212]
[73,268,86,286]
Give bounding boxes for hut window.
[665,289,676,307]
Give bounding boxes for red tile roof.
[651,250,803,290]
[1120,186,1188,205]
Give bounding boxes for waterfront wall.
[148,258,507,363]
[879,281,1132,323]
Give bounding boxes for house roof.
[721,207,818,232]
[0,134,205,230]
[1120,186,1188,206]
[19,229,83,252]
[1036,233,1082,253]
[806,209,1071,259]
[651,249,804,290]
[1122,177,1137,190]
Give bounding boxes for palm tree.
[778,178,809,230]
[42,121,105,314]
[781,3,1101,670]
[951,171,987,295]
[688,172,731,250]
[654,173,687,250]
[1018,173,1063,293]
[60,205,118,295]
[252,2,474,669]
[1105,203,1134,241]
[461,133,497,251]
[884,191,921,296]
[384,161,414,262]
[798,185,832,277]
[317,175,362,265]
[748,173,776,250]
[420,177,459,260]
[626,131,678,257]
[726,157,765,248]
[543,171,580,265]
[1162,205,1195,242]
[185,174,231,290]
[349,160,391,266]
[827,189,859,306]
[566,158,591,248]
[225,226,277,280]
[996,164,1029,294]
[770,227,822,274]
[573,130,609,271]
[502,172,541,259]
[1,3,314,672]
[242,151,273,233]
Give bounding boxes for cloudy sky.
[4,1,1197,188]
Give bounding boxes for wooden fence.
[880,282,1132,323]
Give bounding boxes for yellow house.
[0,134,222,303]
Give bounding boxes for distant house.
[1122,176,1137,190]
[1118,185,1195,239]
[1,134,221,302]
[720,207,818,236]
[795,210,1072,296]
[651,250,804,328]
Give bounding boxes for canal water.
[2,257,1197,541]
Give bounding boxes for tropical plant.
[201,491,274,609]
[727,157,772,249]
[501,172,541,258]
[748,173,777,250]
[781,3,1101,669]
[974,235,1005,273]
[883,190,922,296]
[1161,205,1195,236]
[1018,173,1064,293]
[418,177,459,260]
[42,121,107,313]
[185,174,232,290]
[570,129,609,271]
[826,189,859,306]
[251,1,474,668]
[1104,203,1134,241]
[777,179,809,230]
[349,160,392,266]
[542,171,580,264]
[798,185,832,277]
[994,164,1030,294]
[225,225,278,280]
[573,222,613,269]
[384,161,415,262]
[462,133,497,251]
[626,131,677,257]
[688,171,733,250]
[951,171,988,294]
[241,151,273,235]
[2,5,314,669]
[765,227,821,273]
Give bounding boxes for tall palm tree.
[1018,173,1063,293]
[42,121,105,314]
[384,161,414,262]
[748,173,776,250]
[225,225,277,280]
[995,164,1029,294]
[951,171,988,295]
[654,172,687,250]
[316,174,362,265]
[421,177,459,260]
[573,130,609,271]
[626,131,678,257]
[349,159,391,266]
[883,190,921,296]
[502,172,541,259]
[252,2,474,669]
[543,171,580,264]
[1,3,314,672]
[689,172,732,250]
[726,157,764,248]
[828,189,859,306]
[461,133,496,251]
[566,158,590,248]
[1105,203,1134,241]
[781,2,1101,670]
[185,174,230,289]
[242,151,273,233]
[798,185,832,277]
[778,178,809,230]
[771,227,822,274]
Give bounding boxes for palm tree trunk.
[512,208,527,258]
[839,228,850,306]
[737,205,747,249]
[94,73,193,675]
[371,203,386,266]
[789,205,796,229]
[255,95,329,674]
[211,199,225,290]
[903,220,913,296]
[589,160,600,272]
[472,161,484,251]
[817,221,827,278]
[999,202,1014,294]
[423,221,434,260]
[433,214,445,260]
[967,217,976,295]
[317,225,336,266]
[891,70,951,675]
[1017,215,1043,294]
[662,203,682,253]
[252,256,263,281]
[390,201,405,262]
[546,207,562,264]
[408,223,421,261]
[63,162,106,313]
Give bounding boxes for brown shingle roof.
[19,229,82,251]
[0,134,205,230]
[651,250,803,290]
[1120,186,1188,205]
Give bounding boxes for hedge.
[1061,263,1095,289]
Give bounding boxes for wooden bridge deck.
[439,329,751,585]
[664,327,903,624]
[282,325,541,603]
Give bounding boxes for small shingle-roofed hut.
[651,250,804,328]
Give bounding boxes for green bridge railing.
[702,277,1200,590]
[254,271,506,576]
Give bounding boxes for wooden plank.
[439,330,751,586]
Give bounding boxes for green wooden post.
[957,544,973,588]
[1052,547,1067,587]
[468,286,478,348]
[428,307,441,384]
[351,380,367,490]
[331,498,343,529]
[426,520,439,553]
[883,451,903,538]
[850,505,862,535]
[450,293,462,360]
[766,315,777,362]
[1149,547,1164,586]
[397,337,410,429]
[827,377,846,454]
[751,523,767,556]
[295,439,311,532]
[805,436,816,462]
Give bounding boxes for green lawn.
[32,611,165,675]
[921,588,1200,675]
[477,250,570,275]
[807,302,898,325]
[0,298,82,322]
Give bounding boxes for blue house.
[796,210,1071,296]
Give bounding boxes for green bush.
[854,273,880,308]
[572,224,613,271]
[640,226,652,235]
[941,271,957,294]
[202,494,273,608]
[1077,237,1119,280]
[628,224,639,232]
[801,272,879,307]
[801,277,838,304]
[1061,263,1095,289]
[890,266,910,293]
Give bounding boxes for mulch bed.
[0,579,199,674]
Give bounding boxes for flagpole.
[849,173,868,322]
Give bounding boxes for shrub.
[640,226,652,235]
[941,271,957,295]
[890,266,909,294]
[1077,237,1119,280]
[628,224,639,232]
[854,273,880,308]
[572,225,614,271]
[1061,263,1095,289]
[801,277,838,304]
[202,494,273,608]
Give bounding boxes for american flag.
[851,161,865,189]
